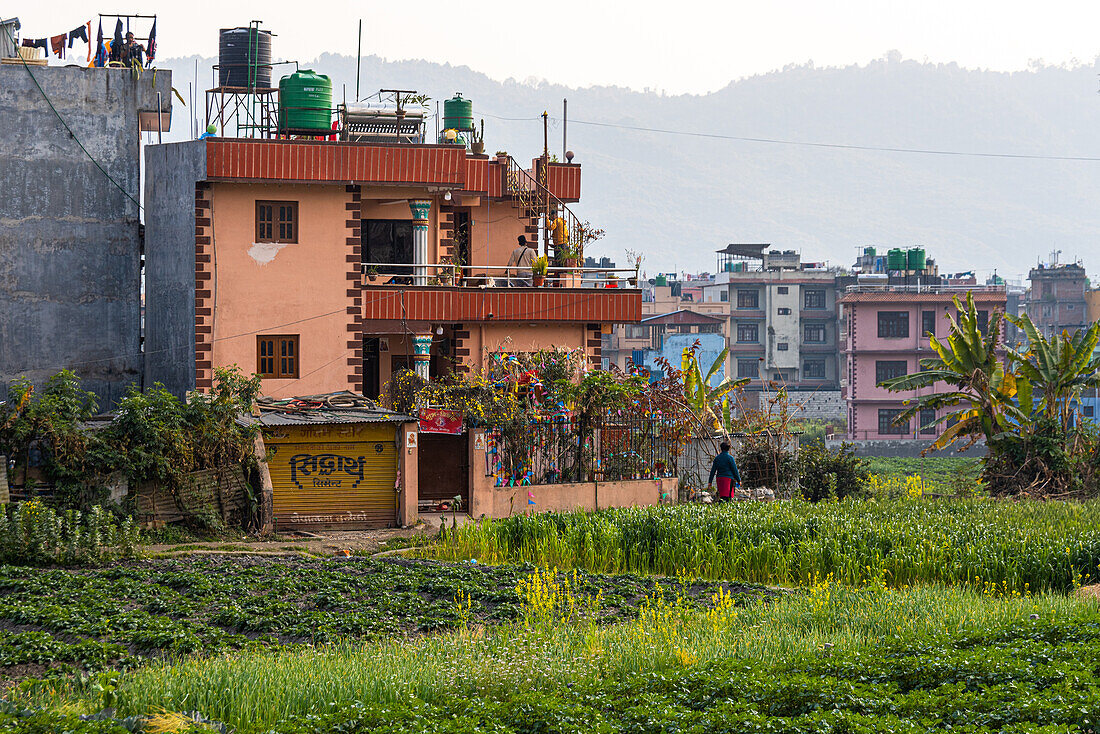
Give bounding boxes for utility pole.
[542,111,549,257]
[355,20,362,100]
[562,98,567,160]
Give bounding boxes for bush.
[797,441,869,502]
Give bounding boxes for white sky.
[15,0,1100,94]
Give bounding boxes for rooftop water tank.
[863,246,876,257]
[218,27,272,89]
[887,248,907,271]
[279,70,333,133]
[655,274,668,287]
[443,93,475,132]
[907,247,927,272]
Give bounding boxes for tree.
[1005,313,1100,432]
[680,344,749,436]
[880,292,1023,451]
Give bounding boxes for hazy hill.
[157,51,1100,280]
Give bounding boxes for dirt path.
[147,513,470,556]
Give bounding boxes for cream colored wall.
[472,199,528,270]
[208,183,351,397]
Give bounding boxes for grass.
[17,580,1095,733]
[428,500,1100,593]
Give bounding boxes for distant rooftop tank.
[907,247,926,272]
[655,274,668,287]
[279,70,333,133]
[443,93,475,132]
[886,248,907,271]
[218,27,273,88]
[863,246,876,257]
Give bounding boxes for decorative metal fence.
[484,417,681,486]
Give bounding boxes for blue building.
[628,311,727,385]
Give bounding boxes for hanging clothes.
[22,38,48,53]
[146,18,156,64]
[50,34,66,59]
[109,19,122,63]
[93,20,106,67]
[67,22,91,62]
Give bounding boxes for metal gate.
[418,433,469,511]
[266,425,398,529]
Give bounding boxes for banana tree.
[681,344,749,436]
[1005,313,1100,431]
[880,292,1026,450]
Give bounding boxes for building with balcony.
[839,284,1006,441]
[143,131,640,399]
[1027,258,1089,340]
[699,244,844,419]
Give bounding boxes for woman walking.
[707,441,742,502]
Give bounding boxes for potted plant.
[557,244,580,269]
[605,272,619,289]
[531,255,550,287]
[625,248,644,287]
[365,266,379,283]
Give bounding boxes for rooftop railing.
[844,283,1006,294]
[361,262,640,289]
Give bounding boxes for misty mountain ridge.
[158,51,1100,281]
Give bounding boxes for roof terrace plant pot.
[532,275,546,287]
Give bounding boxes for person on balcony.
[707,441,742,502]
[506,235,535,287]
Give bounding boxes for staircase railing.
[504,156,591,260]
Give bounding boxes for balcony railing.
[361,262,640,288]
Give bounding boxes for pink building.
[839,285,1006,440]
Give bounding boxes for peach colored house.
[144,139,640,399]
[838,285,1006,440]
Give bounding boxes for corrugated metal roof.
[249,409,415,427]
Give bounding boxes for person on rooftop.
[506,235,536,287]
[120,31,144,67]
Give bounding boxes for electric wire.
[482,109,1100,162]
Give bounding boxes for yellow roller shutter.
[266,423,398,529]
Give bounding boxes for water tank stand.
[205,86,279,138]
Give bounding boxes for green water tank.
[863,246,876,257]
[655,274,668,287]
[443,93,475,132]
[907,247,927,272]
[279,70,333,132]
[887,248,907,271]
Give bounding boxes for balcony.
[360,263,641,323]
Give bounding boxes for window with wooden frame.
[257,335,300,378]
[256,201,299,243]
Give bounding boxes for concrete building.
[701,245,843,418]
[144,117,639,398]
[1027,258,1089,339]
[839,284,1006,440]
[603,276,727,376]
[0,64,171,406]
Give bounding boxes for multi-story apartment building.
[143,101,640,398]
[699,245,843,417]
[839,283,1006,440]
[1027,258,1089,339]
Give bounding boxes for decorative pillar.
[409,199,432,285]
[412,334,433,380]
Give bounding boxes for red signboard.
[419,409,464,435]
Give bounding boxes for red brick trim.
[194,184,214,391]
[346,185,364,391]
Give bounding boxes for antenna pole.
[355,19,362,101]
[562,98,567,159]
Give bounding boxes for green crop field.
[863,455,984,485]
[430,499,1100,593]
[5,498,1100,733]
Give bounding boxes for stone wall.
[0,65,172,407]
[791,390,846,421]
